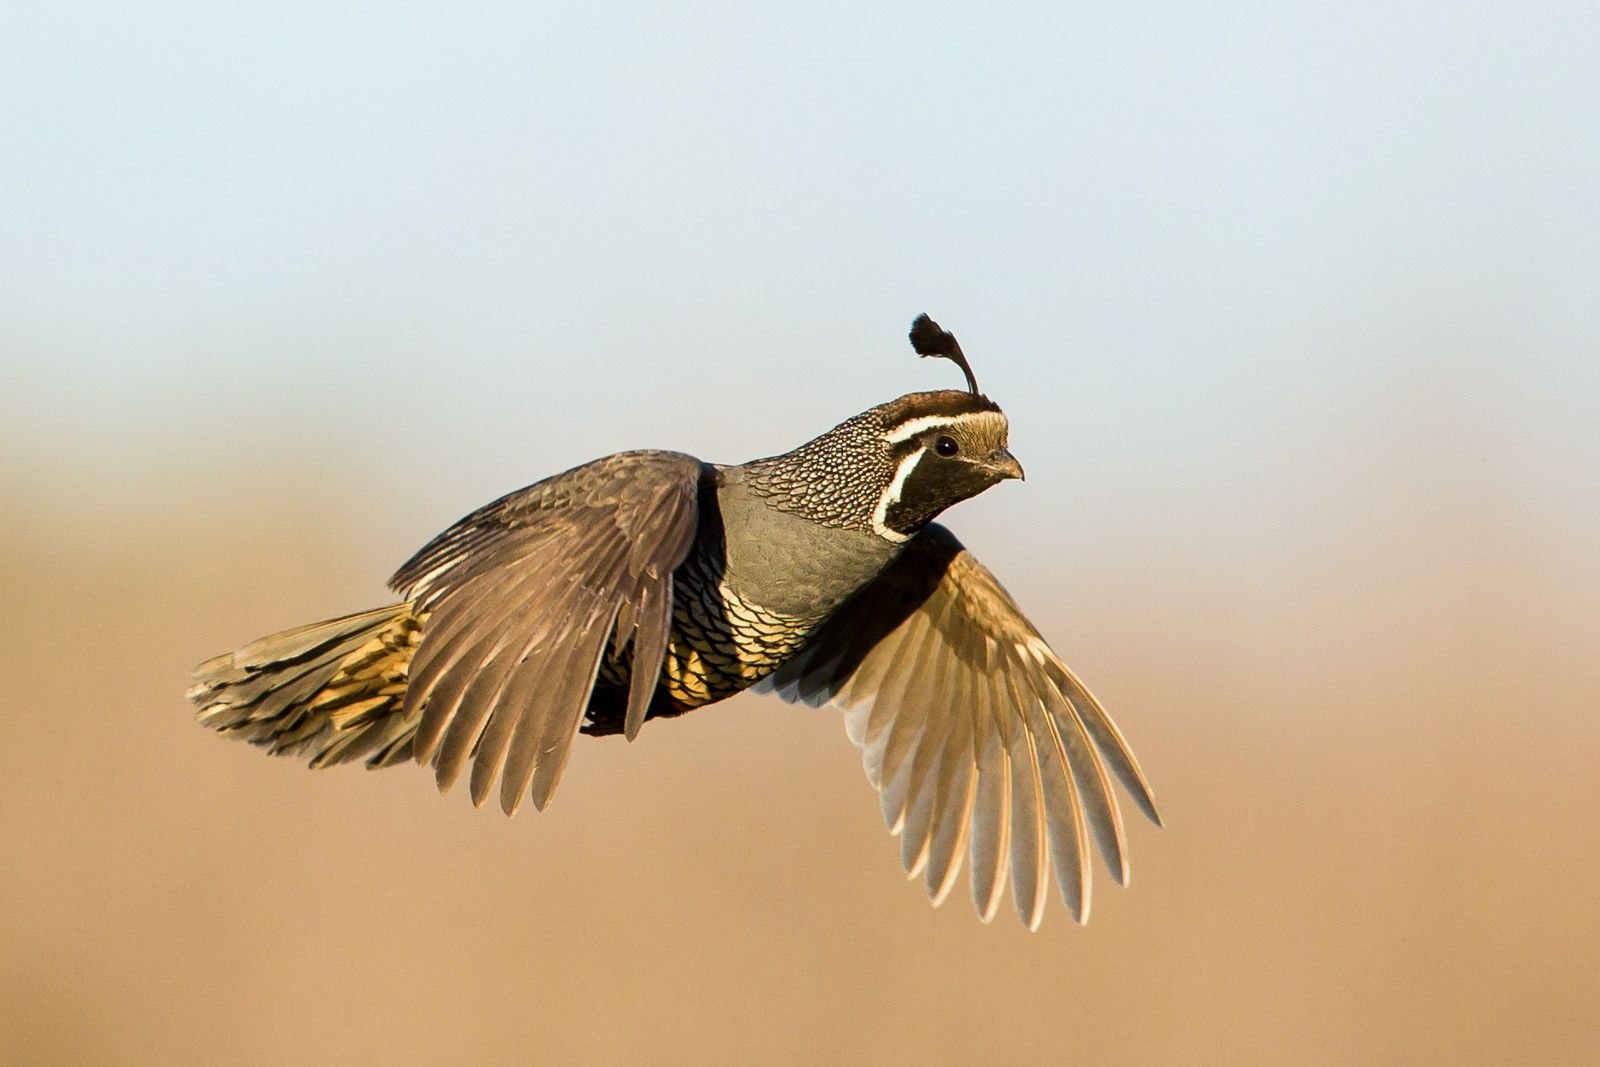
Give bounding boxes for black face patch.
[882,450,1000,537]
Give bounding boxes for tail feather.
[189,603,424,770]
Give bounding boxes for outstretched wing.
[390,450,705,815]
[758,523,1160,929]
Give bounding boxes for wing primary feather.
[897,640,954,877]
[623,577,671,741]
[431,634,518,793]
[901,768,938,879]
[1004,672,1050,931]
[467,638,542,809]
[878,724,921,836]
[448,575,580,801]
[843,704,871,749]
[853,611,922,735]
[1045,680,1130,886]
[421,569,561,782]
[969,683,1012,922]
[408,575,527,763]
[899,626,954,836]
[874,616,942,790]
[858,706,892,791]
[931,763,977,908]
[925,677,977,907]
[469,616,582,810]
[527,603,619,811]
[467,710,515,808]
[1049,660,1163,827]
[1020,671,1091,925]
[497,639,583,815]
[851,611,931,731]
[500,546,628,815]
[919,650,973,900]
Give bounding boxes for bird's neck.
[739,414,896,534]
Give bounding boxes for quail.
[190,315,1161,929]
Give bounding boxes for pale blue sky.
[3,3,1596,592]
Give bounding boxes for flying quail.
[190,315,1161,929]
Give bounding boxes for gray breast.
[712,468,900,622]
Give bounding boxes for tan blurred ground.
[3,438,1597,1066]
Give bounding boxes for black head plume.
[908,313,980,395]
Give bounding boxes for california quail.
[190,315,1160,929]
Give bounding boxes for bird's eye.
[934,434,960,457]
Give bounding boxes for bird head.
[854,315,1023,541]
[867,386,1023,542]
[741,314,1021,541]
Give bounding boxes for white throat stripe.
[871,452,923,542]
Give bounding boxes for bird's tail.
[188,602,425,770]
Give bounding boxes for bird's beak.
[988,449,1025,481]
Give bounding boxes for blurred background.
[3,3,1597,1063]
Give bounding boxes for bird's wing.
[757,523,1160,929]
[388,450,704,815]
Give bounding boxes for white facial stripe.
[881,410,995,445]
[871,451,923,542]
